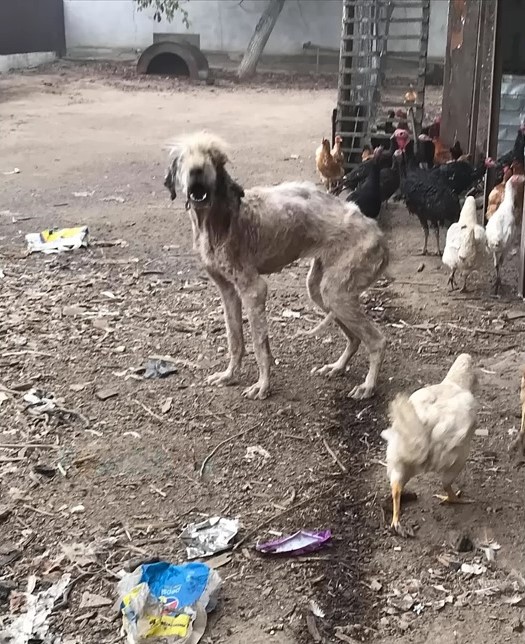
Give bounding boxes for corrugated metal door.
[0,0,65,57]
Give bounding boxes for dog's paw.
[242,380,270,400]
[207,370,237,387]
[349,383,375,400]
[312,363,345,378]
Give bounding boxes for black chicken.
[498,124,525,168]
[380,155,400,204]
[333,129,410,194]
[396,143,460,255]
[416,134,435,169]
[435,157,488,196]
[343,147,383,219]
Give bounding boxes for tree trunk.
[237,0,286,81]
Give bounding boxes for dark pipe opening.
[146,53,190,77]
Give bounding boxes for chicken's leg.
[433,226,442,256]
[460,274,469,293]
[419,221,429,255]
[390,480,402,532]
[492,253,502,295]
[434,485,473,504]
[447,268,457,291]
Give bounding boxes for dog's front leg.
[206,269,245,387]
[238,274,272,400]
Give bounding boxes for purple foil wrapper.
[256,530,332,555]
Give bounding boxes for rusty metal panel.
[474,0,498,161]
[440,0,481,151]
[0,0,65,57]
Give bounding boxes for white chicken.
[381,354,478,537]
[442,195,488,292]
[485,175,522,294]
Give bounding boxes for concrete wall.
[64,0,448,60]
[0,51,57,73]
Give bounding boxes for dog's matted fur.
[165,132,389,400]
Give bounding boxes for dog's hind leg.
[237,273,272,400]
[206,269,245,387]
[322,288,386,399]
[307,259,361,378]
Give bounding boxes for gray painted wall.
[64,0,448,60]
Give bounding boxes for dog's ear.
[208,144,229,168]
[230,177,245,202]
[164,157,178,200]
[215,166,244,208]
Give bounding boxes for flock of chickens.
[315,113,525,536]
[316,114,525,295]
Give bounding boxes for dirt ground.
[1,62,525,644]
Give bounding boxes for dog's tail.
[293,313,334,338]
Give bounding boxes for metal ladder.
[336,0,430,169]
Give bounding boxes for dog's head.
[165,132,238,210]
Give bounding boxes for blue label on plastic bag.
[140,562,211,611]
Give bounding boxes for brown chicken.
[316,137,344,191]
[404,84,417,105]
[361,145,373,162]
[486,165,513,221]
[331,135,344,167]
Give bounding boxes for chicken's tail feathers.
[387,393,430,465]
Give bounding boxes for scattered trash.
[118,561,221,644]
[368,578,383,592]
[25,226,89,254]
[101,195,125,203]
[475,428,489,438]
[161,397,173,414]
[481,541,501,562]
[3,573,70,644]
[23,389,56,415]
[79,592,112,610]
[180,517,239,559]
[204,552,232,570]
[92,318,113,333]
[416,263,425,273]
[70,504,85,514]
[502,595,524,606]
[388,593,415,612]
[281,308,301,319]
[61,542,97,567]
[69,383,88,392]
[141,360,178,380]
[95,388,119,401]
[256,529,331,556]
[73,191,94,198]
[285,153,300,160]
[62,305,86,317]
[3,168,20,175]
[461,563,486,576]
[308,599,325,618]
[244,445,271,461]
